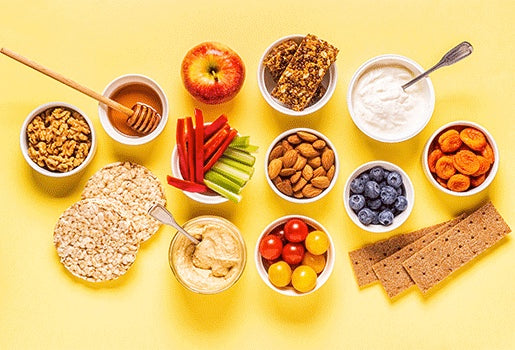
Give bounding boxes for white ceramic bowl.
[343,160,415,233]
[265,127,339,203]
[20,102,96,178]
[422,120,499,196]
[257,34,338,116]
[255,215,335,296]
[347,54,435,143]
[98,74,169,146]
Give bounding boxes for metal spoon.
[402,41,473,90]
[148,203,200,245]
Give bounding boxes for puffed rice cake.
[81,162,166,243]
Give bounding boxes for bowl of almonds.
[265,128,338,203]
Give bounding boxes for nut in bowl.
[255,215,335,296]
[423,121,499,196]
[20,102,96,178]
[344,161,414,233]
[265,128,339,203]
[257,34,339,116]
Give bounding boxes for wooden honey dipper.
[0,48,161,135]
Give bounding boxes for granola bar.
[271,34,338,111]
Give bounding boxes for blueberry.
[379,181,388,189]
[387,171,403,188]
[367,198,382,210]
[369,166,385,182]
[394,195,408,212]
[350,177,365,194]
[364,181,380,199]
[396,186,404,196]
[384,170,391,179]
[378,210,394,226]
[380,186,398,205]
[359,173,370,183]
[371,211,380,225]
[349,194,366,211]
[357,208,375,225]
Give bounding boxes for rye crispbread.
[403,201,511,293]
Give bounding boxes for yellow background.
[1,0,513,349]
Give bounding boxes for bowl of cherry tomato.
[255,215,335,296]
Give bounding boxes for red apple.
[181,42,245,105]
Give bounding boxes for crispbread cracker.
[403,202,511,293]
[349,221,448,287]
[372,214,466,298]
[82,162,166,243]
[53,198,139,282]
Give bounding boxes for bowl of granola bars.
[20,102,96,177]
[258,34,339,116]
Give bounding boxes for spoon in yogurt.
[148,203,200,245]
[402,41,473,90]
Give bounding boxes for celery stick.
[219,156,254,176]
[229,136,250,147]
[204,179,242,203]
[205,170,242,194]
[211,161,249,186]
[223,148,256,166]
[228,144,259,153]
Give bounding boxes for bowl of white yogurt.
[347,54,435,143]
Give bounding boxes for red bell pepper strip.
[167,175,208,193]
[204,124,230,161]
[176,118,189,180]
[185,117,195,183]
[204,128,238,173]
[204,114,228,141]
[194,109,204,184]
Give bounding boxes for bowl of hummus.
[169,215,246,294]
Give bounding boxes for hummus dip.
[170,216,245,293]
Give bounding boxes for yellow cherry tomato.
[302,251,326,274]
[291,265,317,293]
[267,261,292,288]
[305,230,330,255]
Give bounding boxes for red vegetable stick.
[176,118,189,180]
[194,109,205,184]
[167,175,208,193]
[204,128,238,173]
[185,117,195,182]
[204,124,230,161]
[204,114,228,141]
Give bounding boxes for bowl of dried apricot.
[423,121,499,196]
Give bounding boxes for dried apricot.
[453,150,480,175]
[438,129,462,153]
[460,127,487,151]
[447,174,470,192]
[435,156,456,180]
[481,143,495,164]
[428,149,443,173]
[436,177,448,189]
[472,156,491,176]
[470,174,486,187]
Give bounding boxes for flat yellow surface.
[1,1,514,349]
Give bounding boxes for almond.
[297,131,318,142]
[277,179,293,196]
[302,164,313,181]
[269,145,284,160]
[290,171,302,184]
[292,155,307,171]
[302,184,322,198]
[280,168,296,177]
[282,149,298,168]
[311,176,330,189]
[322,148,335,170]
[312,139,326,150]
[272,176,282,186]
[313,166,326,178]
[297,143,319,158]
[308,156,321,168]
[292,177,307,192]
[287,134,302,145]
[268,158,282,179]
[327,165,335,181]
[293,191,304,199]
[282,140,293,151]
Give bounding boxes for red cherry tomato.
[284,219,309,242]
[259,235,283,260]
[282,242,305,265]
[270,224,286,243]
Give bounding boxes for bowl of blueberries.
[343,161,414,233]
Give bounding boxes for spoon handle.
[0,47,134,116]
[402,41,473,90]
[148,203,200,245]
